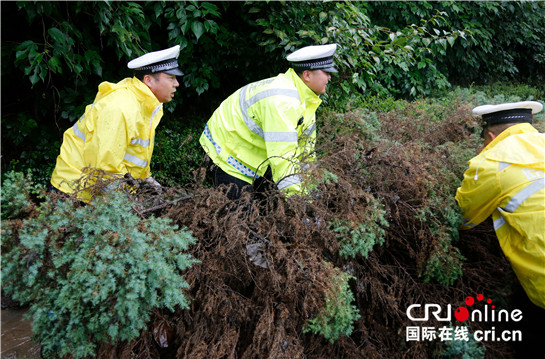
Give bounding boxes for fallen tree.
[2,94,523,358]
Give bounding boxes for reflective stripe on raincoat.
[455,123,545,309]
[51,77,163,197]
[199,68,321,196]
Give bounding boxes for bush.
[151,126,205,187]
[303,266,361,343]
[3,84,539,358]
[330,195,388,259]
[422,232,465,286]
[1,183,198,358]
[367,1,545,86]
[463,82,545,103]
[439,326,485,359]
[1,170,43,220]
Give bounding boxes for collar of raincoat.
[128,76,162,113]
[480,122,538,154]
[284,68,322,113]
[97,77,161,115]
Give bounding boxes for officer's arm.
[262,101,304,196]
[455,158,501,229]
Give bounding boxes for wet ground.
[1,308,41,359]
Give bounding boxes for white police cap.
[473,101,543,127]
[127,45,183,76]
[286,44,338,73]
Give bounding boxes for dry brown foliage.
[82,100,517,358]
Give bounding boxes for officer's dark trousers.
[212,165,252,200]
[511,285,545,359]
[210,163,273,202]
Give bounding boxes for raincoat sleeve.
[455,157,501,230]
[262,100,305,196]
[82,104,131,176]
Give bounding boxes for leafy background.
[2,1,544,186]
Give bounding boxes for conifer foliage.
[1,187,198,358]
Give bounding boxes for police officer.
[200,44,338,199]
[50,45,183,198]
[455,101,544,358]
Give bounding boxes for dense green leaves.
[367,1,545,85]
[2,1,544,185]
[244,1,465,99]
[152,126,205,187]
[6,1,544,97]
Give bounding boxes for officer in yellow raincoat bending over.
[50,45,183,198]
[455,101,544,358]
[200,44,338,199]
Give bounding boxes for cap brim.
[321,66,338,73]
[163,68,184,76]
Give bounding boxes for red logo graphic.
[455,294,495,322]
[455,306,469,321]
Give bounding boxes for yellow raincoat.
[51,77,163,196]
[199,68,321,196]
[456,123,545,309]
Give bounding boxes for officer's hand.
[144,176,163,195]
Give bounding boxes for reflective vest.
[51,77,163,196]
[199,68,322,195]
[456,123,545,309]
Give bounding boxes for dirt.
[1,307,41,359]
